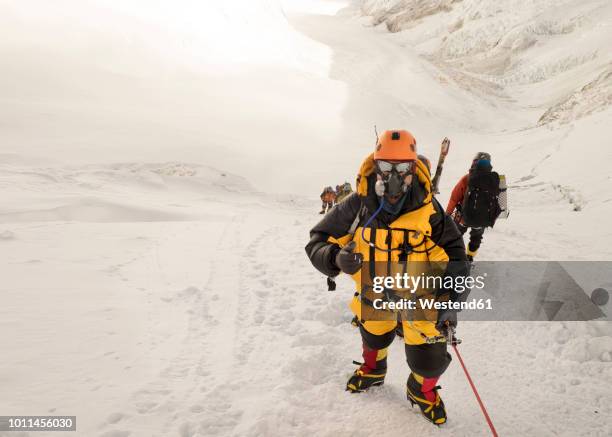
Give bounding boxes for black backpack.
[461,168,501,228]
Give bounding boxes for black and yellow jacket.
[305,153,468,303]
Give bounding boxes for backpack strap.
[348,202,366,236]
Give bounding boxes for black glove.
[334,241,363,275]
[436,309,457,335]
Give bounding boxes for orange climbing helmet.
[374,130,417,161]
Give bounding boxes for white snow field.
[1,0,611,436]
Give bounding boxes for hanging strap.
[348,204,366,236]
[328,203,365,291]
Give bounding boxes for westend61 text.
[372,298,493,311]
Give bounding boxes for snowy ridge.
[360,0,612,124]
[0,162,255,223]
[538,67,612,126]
[0,162,253,193]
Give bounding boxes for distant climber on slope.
[306,130,469,425]
[335,182,353,203]
[446,152,501,262]
[320,186,337,214]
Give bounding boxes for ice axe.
[431,137,450,194]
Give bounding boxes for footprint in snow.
[195,365,210,377]
[190,405,204,413]
[106,412,125,424]
[134,401,158,414]
[255,290,268,298]
[259,278,274,288]
[0,230,16,240]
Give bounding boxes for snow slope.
[357,0,612,260]
[359,0,612,211]
[1,164,610,436]
[1,0,611,436]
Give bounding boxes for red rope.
[452,344,499,437]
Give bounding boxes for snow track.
[95,217,250,437]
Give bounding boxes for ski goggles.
[375,160,415,175]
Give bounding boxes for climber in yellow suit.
[305,130,469,425]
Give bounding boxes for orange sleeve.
[446,175,468,214]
